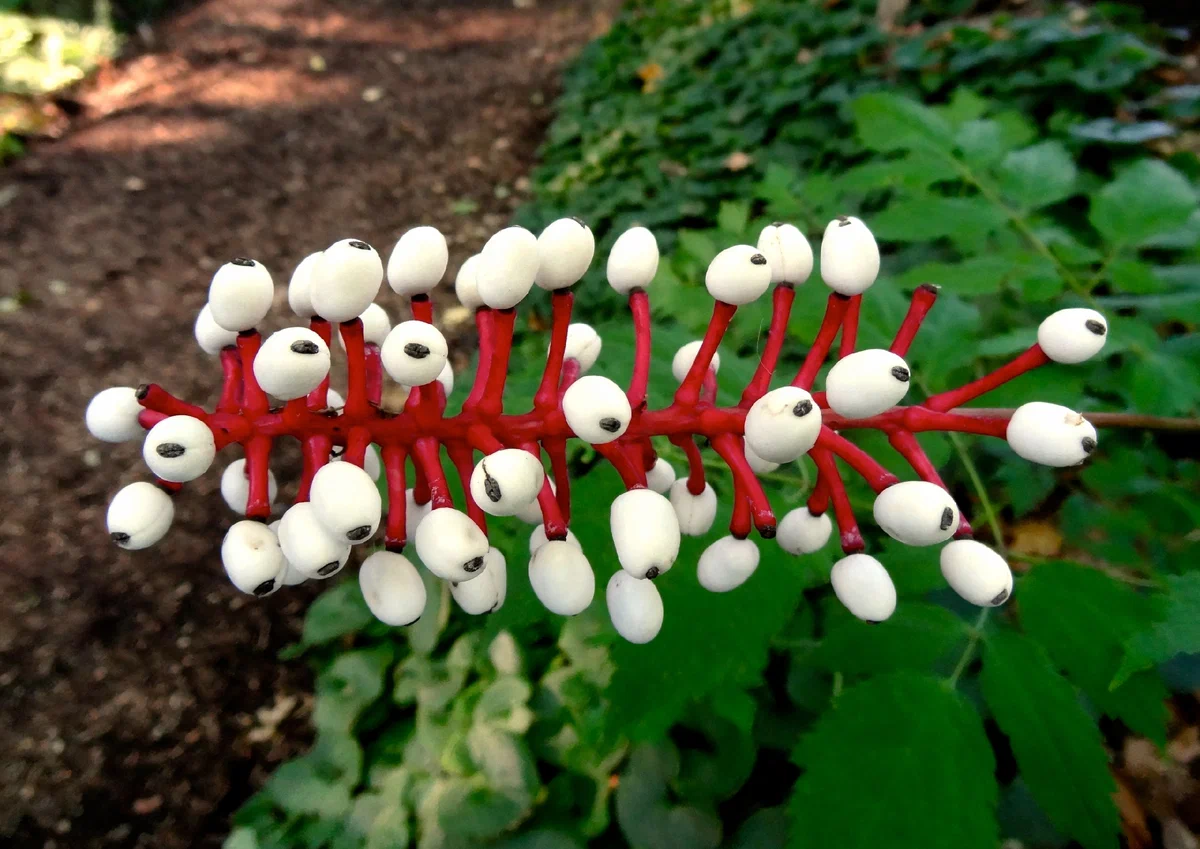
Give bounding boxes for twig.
[951,408,1200,432]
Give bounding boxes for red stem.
[671,434,707,496]
[816,428,899,493]
[298,435,332,502]
[546,438,572,524]
[411,438,453,510]
[628,290,652,410]
[807,477,830,515]
[888,429,973,538]
[365,345,383,407]
[479,308,517,418]
[809,448,864,554]
[793,294,852,389]
[339,319,371,418]
[237,331,269,415]
[463,308,494,414]
[448,443,487,533]
[675,301,738,407]
[382,444,408,551]
[740,284,795,408]
[924,346,1050,412]
[730,477,752,540]
[711,433,775,535]
[307,318,333,410]
[218,349,242,414]
[838,295,861,360]
[243,435,273,518]
[534,290,574,411]
[890,284,938,356]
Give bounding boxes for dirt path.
[0,1,612,845]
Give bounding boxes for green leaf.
[266,757,354,819]
[1089,159,1198,247]
[726,807,787,849]
[315,645,395,733]
[1018,562,1168,744]
[1108,259,1164,294]
[224,829,259,849]
[980,630,1119,849]
[617,742,722,849]
[717,200,751,236]
[869,196,1005,245]
[955,119,1008,168]
[897,256,1012,296]
[852,93,955,155]
[1116,573,1200,686]
[788,672,997,849]
[997,141,1077,209]
[293,578,375,651]
[814,603,968,678]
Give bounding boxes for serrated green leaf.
[815,603,968,678]
[617,742,723,849]
[1116,573,1200,686]
[980,630,1119,849]
[1108,259,1164,294]
[1089,159,1197,247]
[1018,562,1167,743]
[788,672,997,849]
[294,578,375,650]
[870,196,1006,244]
[998,141,1077,209]
[266,757,354,819]
[852,93,955,155]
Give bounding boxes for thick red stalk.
[411,438,453,509]
[671,434,707,496]
[888,430,973,538]
[521,441,569,539]
[448,443,486,533]
[793,293,852,389]
[365,345,383,407]
[236,331,269,416]
[675,301,738,407]
[382,444,408,550]
[559,359,581,395]
[816,428,899,493]
[218,348,242,413]
[463,307,495,414]
[546,438,572,523]
[534,290,575,411]
[890,284,939,356]
[924,346,1050,412]
[339,319,371,418]
[243,435,273,518]
[596,442,648,489]
[479,308,517,418]
[740,283,795,407]
[711,433,775,535]
[807,478,830,515]
[627,289,652,410]
[838,295,861,360]
[298,435,331,502]
[729,477,752,539]
[307,318,333,410]
[809,448,864,553]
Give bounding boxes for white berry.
[1037,308,1108,364]
[671,341,720,384]
[745,386,822,463]
[387,226,448,296]
[414,507,490,582]
[143,415,215,482]
[516,478,554,524]
[705,244,772,305]
[825,349,911,419]
[360,550,427,626]
[529,524,580,555]
[221,520,287,597]
[606,571,664,643]
[381,320,449,387]
[310,239,383,323]
[607,226,659,294]
[645,457,675,494]
[611,489,681,579]
[194,303,239,355]
[330,445,381,481]
[820,216,880,296]
[220,459,278,514]
[107,482,174,550]
[208,258,274,332]
[277,502,353,579]
[776,508,832,555]
[253,327,331,400]
[287,252,322,319]
[451,547,508,614]
[757,222,813,285]
[529,539,595,615]
[270,520,310,587]
[562,375,632,444]
[873,481,959,546]
[406,488,431,540]
[343,303,391,347]
[86,386,145,443]
[697,535,760,592]
[477,226,539,309]
[1006,402,1097,467]
[536,217,595,290]
[941,539,1013,607]
[454,254,484,310]
[669,479,718,536]
[470,449,546,517]
[830,553,896,623]
[743,442,781,475]
[309,460,382,543]
[563,323,602,373]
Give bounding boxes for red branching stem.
[809,448,864,554]
[740,283,795,407]
[218,348,242,413]
[448,443,486,533]
[307,318,333,410]
[521,441,569,539]
[463,307,495,414]
[344,427,371,468]
[596,442,648,489]
[412,460,431,506]
[480,308,518,418]
[410,295,434,325]
[816,428,900,493]
[807,478,830,515]
[890,284,939,356]
[365,345,383,407]
[137,409,168,430]
[888,430,973,538]
[700,370,718,406]
[627,289,652,410]
[339,319,371,418]
[546,438,572,524]
[924,345,1050,412]
[535,290,575,411]
[793,293,852,389]
[382,444,408,551]
[675,301,738,407]
[729,477,752,539]
[411,438,453,510]
[711,433,775,535]
[838,295,861,360]
[137,384,208,420]
[243,435,273,518]
[559,358,581,395]
[671,434,707,496]
[236,331,269,415]
[298,435,332,502]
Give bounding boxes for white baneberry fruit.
[415,507,489,582]
[873,481,959,546]
[825,349,911,419]
[697,535,760,593]
[820,216,880,296]
[341,303,391,348]
[454,254,484,310]
[208,258,274,332]
[669,479,718,536]
[705,244,772,305]
[536,217,595,290]
[516,478,554,524]
[529,539,595,615]
[745,386,821,463]
[743,442,780,475]
[360,550,427,626]
[399,361,454,400]
[287,252,322,319]
[477,226,539,309]
[452,547,508,614]
[195,303,239,356]
[1037,308,1108,364]
[143,415,216,482]
[1006,402,1097,467]
[221,520,287,597]
[941,539,1013,607]
[562,375,632,443]
[309,460,381,543]
[757,222,813,285]
[671,341,720,384]
[277,502,353,578]
[606,571,664,644]
[310,239,383,323]
[86,386,145,443]
[645,457,676,494]
[268,521,308,587]
[253,327,331,400]
[387,226,448,296]
[607,226,659,294]
[107,481,174,550]
[406,488,431,540]
[470,449,546,517]
[331,445,382,481]
[380,320,449,387]
[830,553,896,623]
[220,459,279,514]
[529,524,580,555]
[563,323,602,373]
[776,508,832,555]
[611,489,681,579]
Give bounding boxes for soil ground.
[0,1,614,846]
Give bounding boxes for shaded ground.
[0,1,614,845]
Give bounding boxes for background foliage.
[231,1,1200,847]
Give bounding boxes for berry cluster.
[86,215,1108,643]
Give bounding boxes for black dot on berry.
[464,556,485,574]
[1081,437,1097,455]
[483,464,502,503]
[772,221,785,227]
[348,240,370,250]
[156,442,186,459]
[231,257,256,267]
[404,342,431,359]
[793,399,813,417]
[750,253,768,265]
[891,366,911,382]
[645,566,660,580]
[290,340,320,355]
[346,525,371,541]
[571,216,586,227]
[253,579,276,596]
[1084,319,1106,336]
[990,588,1010,606]
[598,417,622,433]
[865,619,881,625]
[940,507,954,531]
[110,532,131,545]
[759,524,777,539]
[836,215,851,226]
[317,561,341,577]
[135,384,150,400]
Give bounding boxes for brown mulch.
[0,1,615,846]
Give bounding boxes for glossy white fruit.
[309,460,381,543]
[820,216,880,296]
[563,323,602,373]
[470,449,546,517]
[606,571,664,643]
[645,457,676,494]
[529,524,580,555]
[745,386,822,463]
[536,217,595,290]
[344,303,391,347]
[86,386,145,443]
[776,508,832,555]
[671,341,720,383]
[414,507,490,582]
[253,327,331,400]
[697,535,760,592]
[516,478,553,524]
[330,445,381,481]
[825,349,911,419]
[529,539,595,615]
[269,520,309,587]
[220,459,279,514]
[705,244,772,305]
[757,222,813,285]
[380,320,449,387]
[477,226,539,309]
[454,254,484,310]
[194,303,239,355]
[143,415,216,482]
[451,547,508,614]
[611,489,681,579]
[406,488,431,540]
[669,479,718,536]
[941,539,1013,607]
[1006,402,1097,467]
[1037,308,1108,364]
[310,239,383,323]
[221,520,287,597]
[830,553,896,623]
[287,252,322,318]
[360,550,427,626]
[387,226,448,296]
[208,258,274,331]
[107,481,174,550]
[743,442,781,475]
[562,375,631,443]
[873,481,959,546]
[607,226,659,294]
[276,502,352,578]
